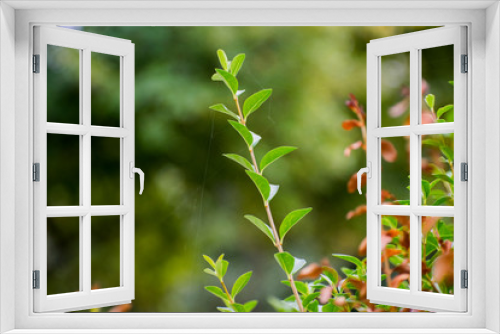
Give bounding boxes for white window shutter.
[33,26,135,312]
[365,26,467,312]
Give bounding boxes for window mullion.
[409,47,420,295]
[82,47,92,295]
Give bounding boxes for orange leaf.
[390,273,410,288]
[342,119,363,131]
[381,139,397,162]
[109,303,132,312]
[297,263,323,280]
[432,249,454,286]
[422,216,439,235]
[358,237,367,256]
[347,171,365,193]
[346,205,366,220]
[344,140,363,157]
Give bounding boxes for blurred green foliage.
[45,26,453,312]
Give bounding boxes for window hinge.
[33,163,40,182]
[461,270,468,289]
[33,54,40,73]
[461,162,468,181]
[461,54,468,73]
[33,270,40,289]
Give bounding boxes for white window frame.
[33,26,136,313]
[366,26,467,312]
[0,1,499,333]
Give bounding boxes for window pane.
[91,216,121,289]
[47,217,80,295]
[421,133,454,206]
[381,136,410,205]
[421,45,454,124]
[421,216,454,295]
[91,52,120,127]
[380,215,410,289]
[47,134,80,206]
[91,137,121,205]
[47,45,80,124]
[381,52,410,127]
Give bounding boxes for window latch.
[357,162,372,195]
[129,162,144,195]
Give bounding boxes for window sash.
[33,26,136,313]
[366,26,467,312]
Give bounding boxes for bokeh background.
[45,26,455,312]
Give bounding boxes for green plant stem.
[233,94,305,313]
[220,280,234,304]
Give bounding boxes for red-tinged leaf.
[393,259,410,274]
[344,140,363,157]
[319,286,333,305]
[342,119,363,131]
[345,94,365,119]
[381,248,402,263]
[381,190,396,203]
[109,303,132,312]
[422,216,439,235]
[297,263,323,280]
[346,205,366,220]
[432,249,454,286]
[334,296,347,307]
[381,232,393,249]
[390,273,410,288]
[358,237,367,256]
[347,171,365,193]
[422,110,435,124]
[381,139,397,162]
[389,98,409,118]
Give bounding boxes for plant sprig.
[206,49,313,312]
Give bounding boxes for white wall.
[0,2,16,333]
[486,2,500,333]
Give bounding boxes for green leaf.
[422,139,442,147]
[245,170,270,201]
[244,300,258,312]
[223,153,254,171]
[433,196,452,206]
[449,80,454,86]
[232,271,252,298]
[203,254,216,269]
[302,292,320,307]
[203,268,217,277]
[425,94,435,110]
[307,300,319,312]
[228,120,260,148]
[243,215,276,243]
[217,49,229,70]
[242,89,272,120]
[215,69,238,95]
[279,208,312,243]
[422,180,431,201]
[230,54,245,77]
[437,105,453,119]
[211,72,223,81]
[393,199,410,205]
[322,268,339,286]
[231,303,247,312]
[281,280,309,295]
[274,252,295,275]
[260,146,297,172]
[333,254,363,269]
[440,146,454,163]
[215,254,228,279]
[205,286,229,301]
[433,173,454,185]
[209,104,239,120]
